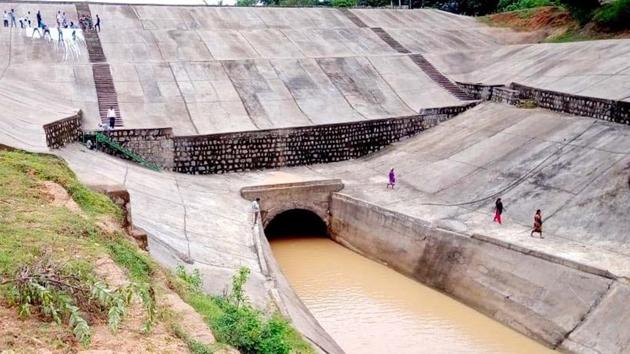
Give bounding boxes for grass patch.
[0,150,156,349]
[0,151,121,218]
[106,238,154,283]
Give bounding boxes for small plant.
[0,256,156,347]
[176,265,202,292]
[173,265,312,354]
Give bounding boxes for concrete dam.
[1,1,630,353]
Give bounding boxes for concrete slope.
[38,4,500,133]
[428,39,630,101]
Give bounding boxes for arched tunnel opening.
[264,209,328,239]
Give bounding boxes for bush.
[332,0,356,7]
[593,0,630,30]
[557,0,601,24]
[498,0,554,11]
[175,266,308,354]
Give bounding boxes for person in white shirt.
[251,198,261,228]
[106,106,116,129]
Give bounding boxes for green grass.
[0,151,121,218]
[0,150,161,350]
[545,29,600,42]
[106,238,154,283]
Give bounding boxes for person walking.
[94,14,100,32]
[251,198,261,228]
[36,10,42,28]
[57,24,63,41]
[56,10,62,28]
[387,168,396,189]
[493,198,504,224]
[25,11,31,27]
[107,106,117,129]
[530,209,543,238]
[10,9,16,27]
[3,11,9,28]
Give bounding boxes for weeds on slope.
[172,266,314,354]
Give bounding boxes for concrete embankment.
[328,193,630,353]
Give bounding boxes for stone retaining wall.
[173,103,476,174]
[457,81,630,125]
[511,83,630,125]
[328,193,629,352]
[99,128,174,170]
[43,112,83,149]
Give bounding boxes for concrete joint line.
[173,176,193,262]
[168,62,200,134]
[555,280,616,350]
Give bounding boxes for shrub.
[593,0,630,30]
[557,0,601,24]
[332,0,356,7]
[498,0,554,11]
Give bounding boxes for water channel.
[270,236,556,354]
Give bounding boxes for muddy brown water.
[270,236,556,354]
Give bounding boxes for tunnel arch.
[264,208,328,239]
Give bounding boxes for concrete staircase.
[409,54,471,100]
[337,8,470,101]
[93,64,123,127]
[75,3,123,127]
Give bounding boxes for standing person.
[530,209,543,238]
[70,21,76,41]
[387,168,396,189]
[10,9,16,27]
[42,23,51,40]
[94,14,100,32]
[107,106,117,130]
[493,198,504,224]
[3,11,9,28]
[251,198,261,228]
[61,12,67,28]
[57,24,63,41]
[36,10,42,28]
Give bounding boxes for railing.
[92,132,160,172]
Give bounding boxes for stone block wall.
[457,82,630,126]
[99,128,174,170]
[511,83,616,121]
[173,104,476,174]
[43,112,83,149]
[456,82,504,100]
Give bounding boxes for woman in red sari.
[530,209,543,238]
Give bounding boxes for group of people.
[3,8,101,42]
[385,168,545,238]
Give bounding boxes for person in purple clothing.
[387,168,396,189]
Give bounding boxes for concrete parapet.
[328,193,626,351]
[43,112,83,149]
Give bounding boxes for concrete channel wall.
[328,193,630,353]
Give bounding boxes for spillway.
[271,236,555,354]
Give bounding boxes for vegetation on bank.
[481,1,630,42]
[0,151,156,349]
[171,266,314,354]
[0,150,312,353]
